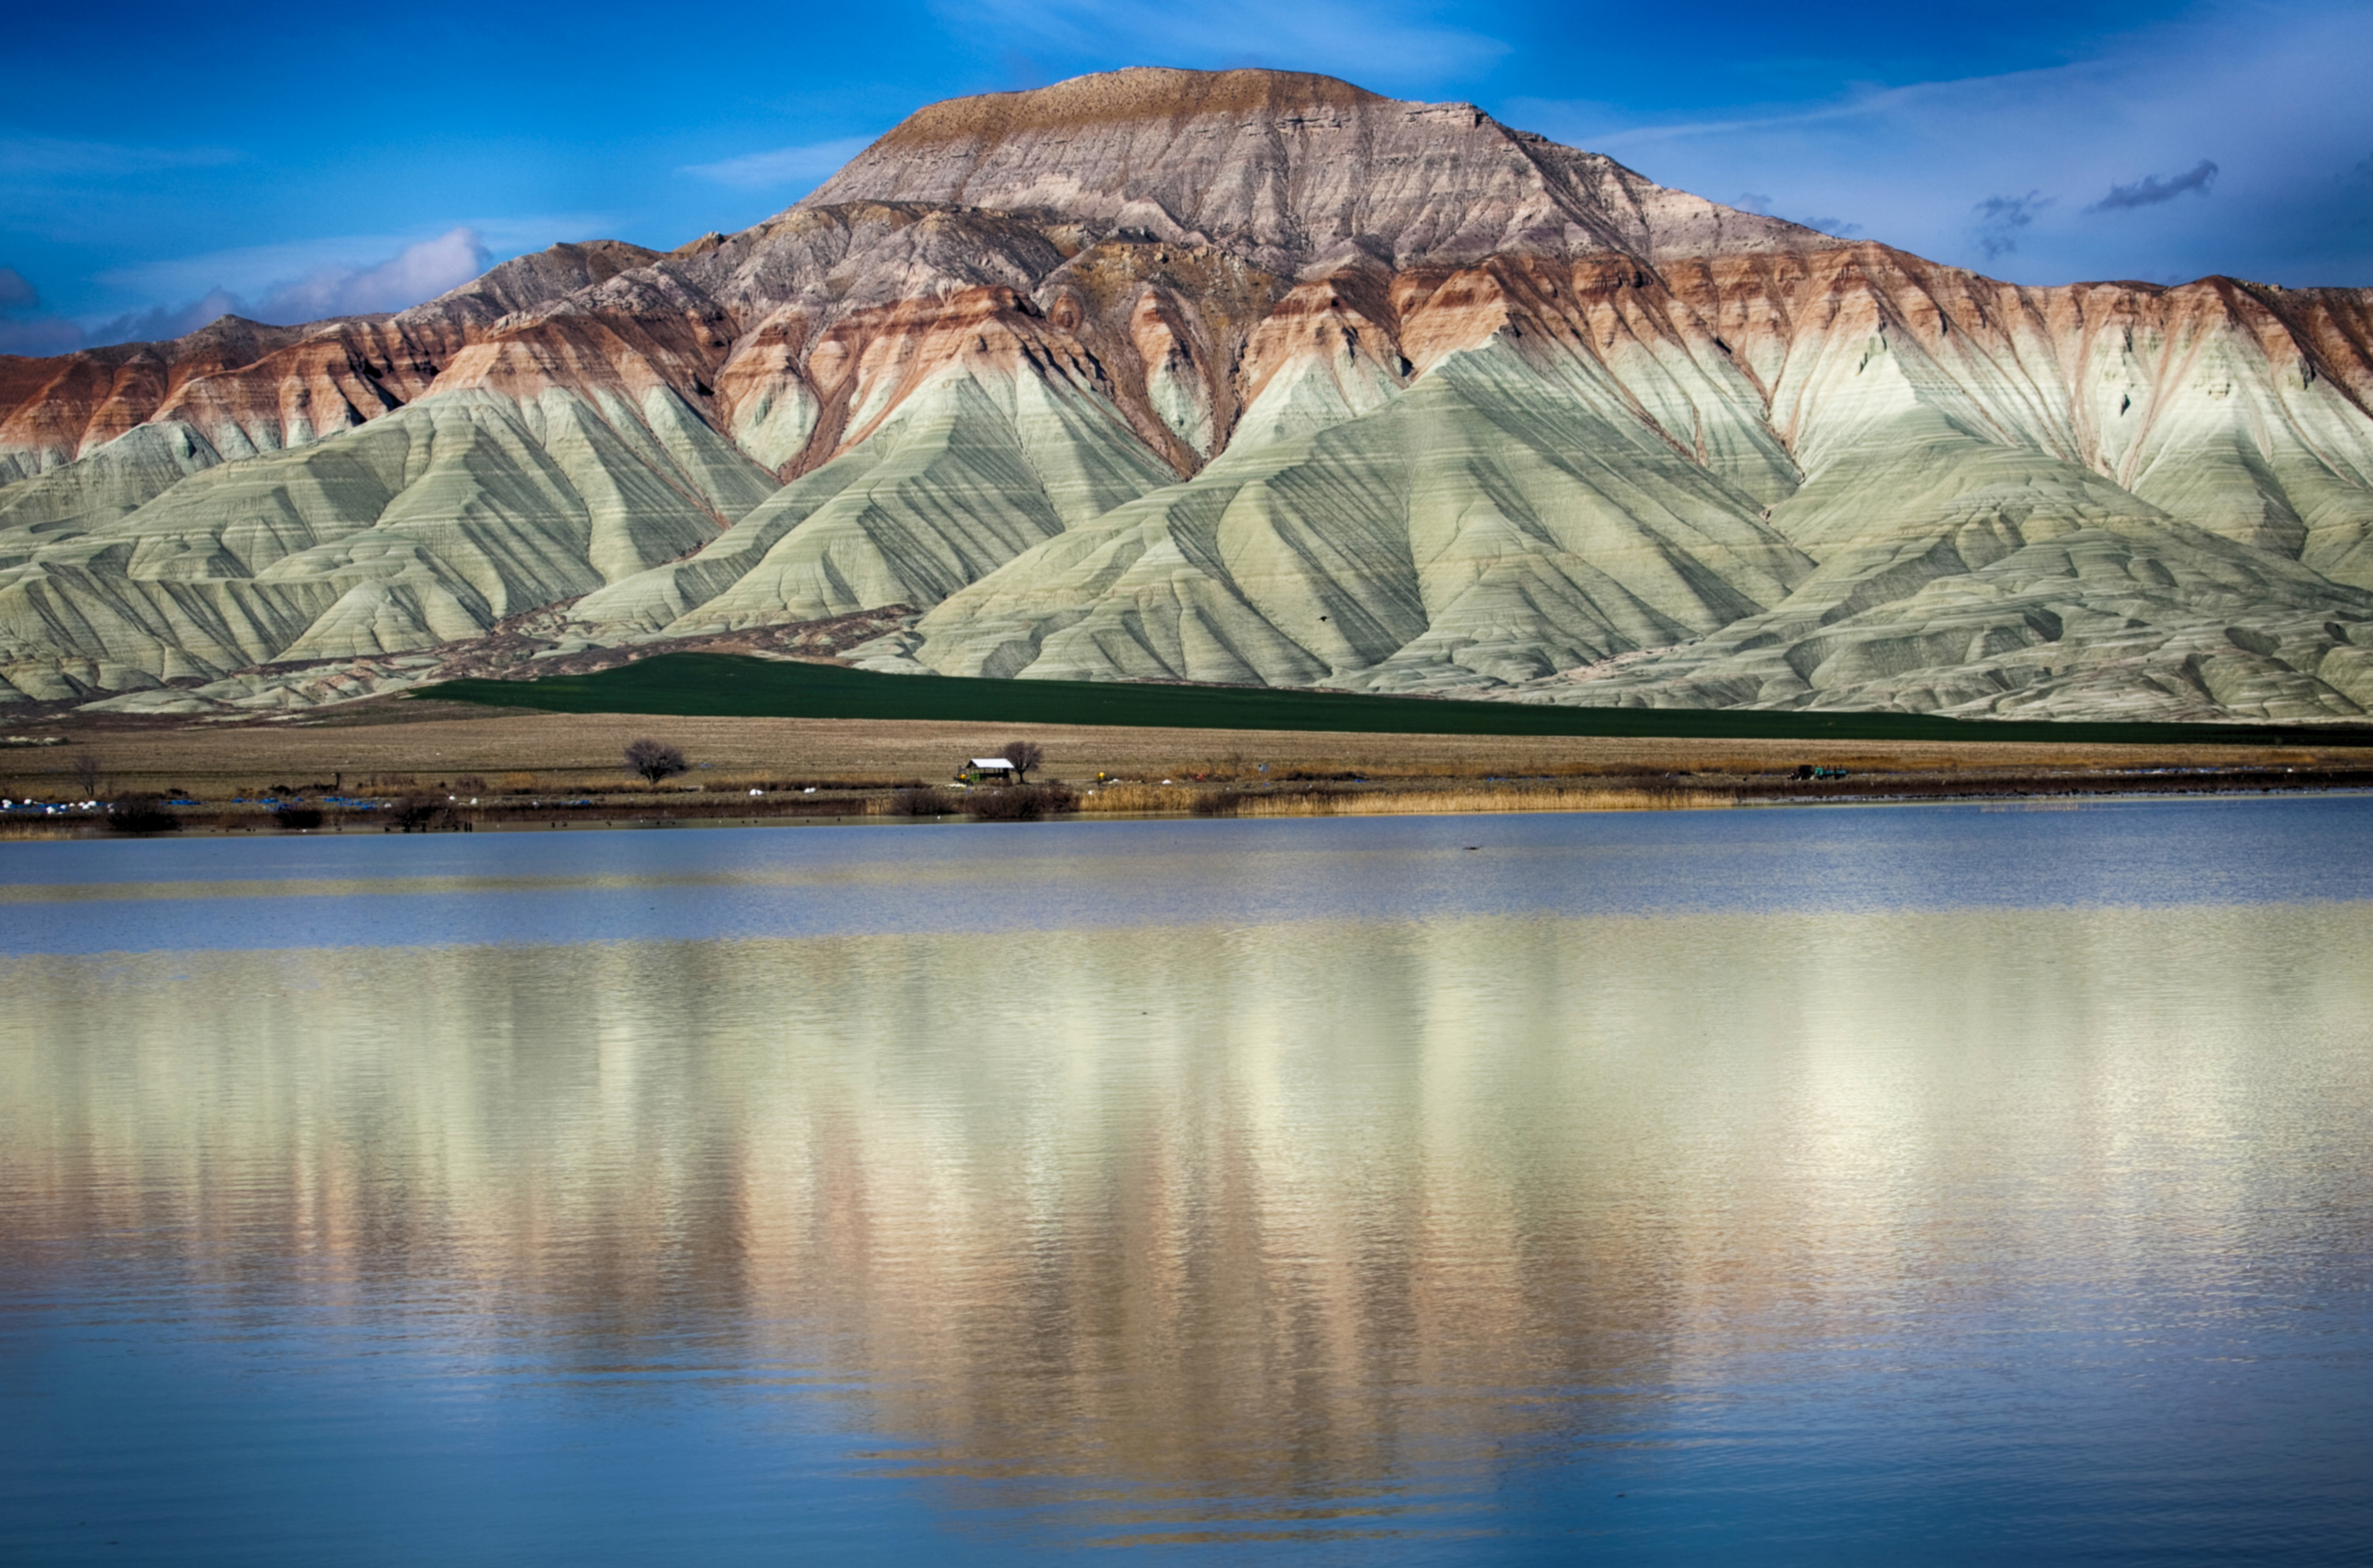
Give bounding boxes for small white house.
[958,757,1018,784]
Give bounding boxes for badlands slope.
[5,68,2373,721]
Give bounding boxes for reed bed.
[1215,785,1734,817]
[1076,782,1204,813]
[0,820,82,841]
[1076,782,1734,816]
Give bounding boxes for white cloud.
[95,229,490,319]
[252,228,491,319]
[1500,0,2373,287]
[685,137,876,190]
[81,229,495,347]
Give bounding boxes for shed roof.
[970,758,1015,768]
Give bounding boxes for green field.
[411,653,2373,748]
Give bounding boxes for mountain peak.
[872,66,1393,146]
[806,66,1818,273]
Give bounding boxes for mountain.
[5,67,2373,721]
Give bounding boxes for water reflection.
[7,863,2371,1556]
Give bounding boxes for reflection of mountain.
[3,903,2367,1534]
[7,70,2373,718]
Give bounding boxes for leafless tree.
[998,739,1046,783]
[68,747,104,800]
[624,740,689,785]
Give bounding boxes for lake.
[4,800,2370,1564]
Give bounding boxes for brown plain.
[0,698,2355,805]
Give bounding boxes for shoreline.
[8,701,2372,842]
[7,773,2369,842]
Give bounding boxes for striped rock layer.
[4,67,2373,719]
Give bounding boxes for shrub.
[888,786,957,816]
[271,805,326,831]
[966,782,1077,821]
[103,795,181,835]
[389,797,463,832]
[624,740,689,785]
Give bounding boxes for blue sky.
[4,0,2370,353]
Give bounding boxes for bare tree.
[68,747,105,800]
[623,740,690,786]
[998,739,1046,783]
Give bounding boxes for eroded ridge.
[4,67,2372,722]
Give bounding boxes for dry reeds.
[1081,782,1734,817]
[0,820,79,841]
[1076,783,1203,813]
[1213,785,1733,817]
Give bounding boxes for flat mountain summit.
[807,66,1826,271]
[5,67,2373,721]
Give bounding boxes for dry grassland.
[0,697,2362,838]
[0,699,2351,802]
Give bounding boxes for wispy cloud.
[1567,85,1927,153]
[2089,159,2219,212]
[81,288,242,348]
[685,137,875,190]
[1497,1,2373,286]
[1733,192,1862,237]
[0,136,241,178]
[253,228,491,319]
[97,230,489,316]
[77,229,493,348]
[0,265,86,355]
[1975,192,2053,259]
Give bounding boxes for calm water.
[3,801,2370,1564]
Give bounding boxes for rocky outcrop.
[3,68,2372,719]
